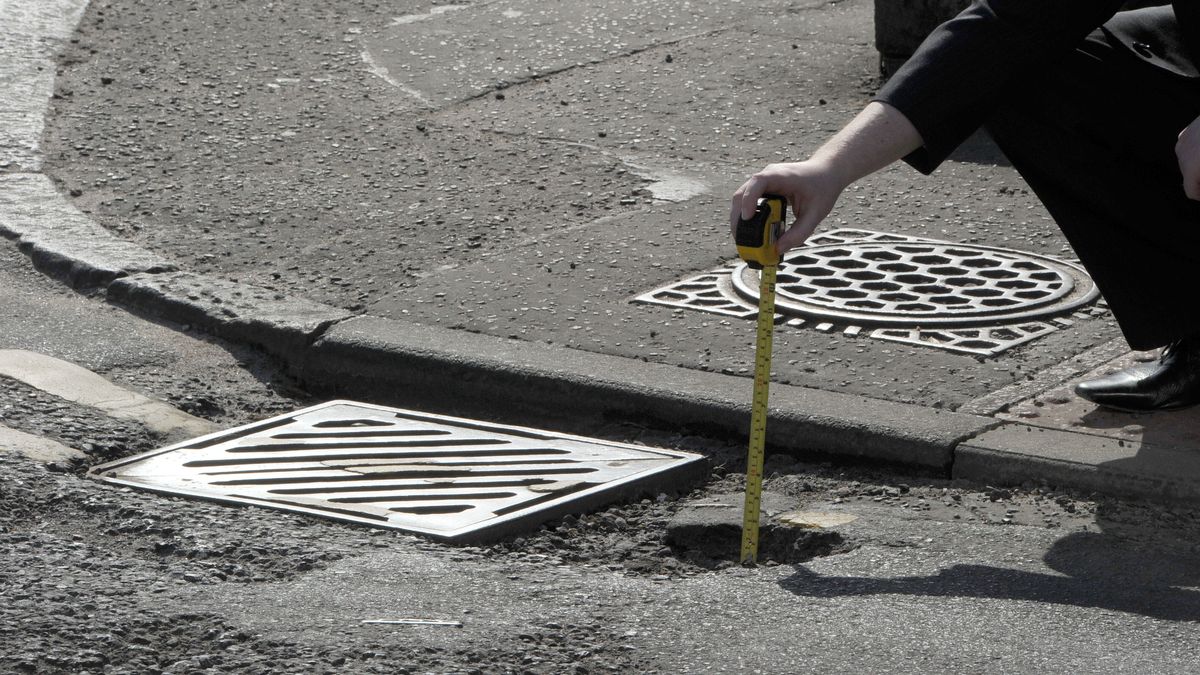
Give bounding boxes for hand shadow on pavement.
[778,512,1200,622]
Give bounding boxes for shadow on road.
[779,522,1200,621]
[1077,400,1200,498]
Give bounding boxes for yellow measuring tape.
[733,194,786,566]
[740,263,777,564]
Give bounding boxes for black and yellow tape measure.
[733,194,787,565]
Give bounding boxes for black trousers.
[984,31,1200,351]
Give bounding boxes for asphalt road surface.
[5,242,1200,672]
[8,0,1200,671]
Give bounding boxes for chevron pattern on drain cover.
[89,401,703,542]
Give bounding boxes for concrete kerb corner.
[0,174,178,289]
[107,271,353,367]
[0,174,349,366]
[0,0,355,371]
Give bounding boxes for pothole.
[663,492,856,568]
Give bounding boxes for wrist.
[806,155,854,193]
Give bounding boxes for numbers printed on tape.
[733,193,787,566]
[740,264,776,565]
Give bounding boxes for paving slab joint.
[944,418,1006,478]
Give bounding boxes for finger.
[739,175,767,221]
[729,182,750,233]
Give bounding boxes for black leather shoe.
[1075,339,1200,412]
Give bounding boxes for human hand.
[729,160,847,255]
[1176,115,1200,201]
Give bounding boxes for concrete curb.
[108,271,352,365]
[302,316,995,470]
[954,422,1200,502]
[0,174,178,288]
[5,0,1200,505]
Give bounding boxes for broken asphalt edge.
[3,0,1195,505]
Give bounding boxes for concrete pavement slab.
[0,0,89,41]
[958,337,1131,415]
[0,52,53,172]
[1000,350,1200,449]
[0,0,89,171]
[0,422,84,462]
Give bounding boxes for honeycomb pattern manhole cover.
[731,241,1095,327]
[89,401,704,542]
[634,229,1105,356]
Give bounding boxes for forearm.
[811,101,924,189]
[875,0,1125,174]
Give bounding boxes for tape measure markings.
[740,263,777,564]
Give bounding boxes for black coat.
[875,1,1200,174]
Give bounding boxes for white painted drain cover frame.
[89,401,704,542]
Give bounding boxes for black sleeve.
[873,0,1126,174]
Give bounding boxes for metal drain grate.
[731,240,1094,327]
[635,229,1103,356]
[89,401,704,542]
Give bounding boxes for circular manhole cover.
[731,241,1098,327]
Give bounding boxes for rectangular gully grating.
[89,401,704,542]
